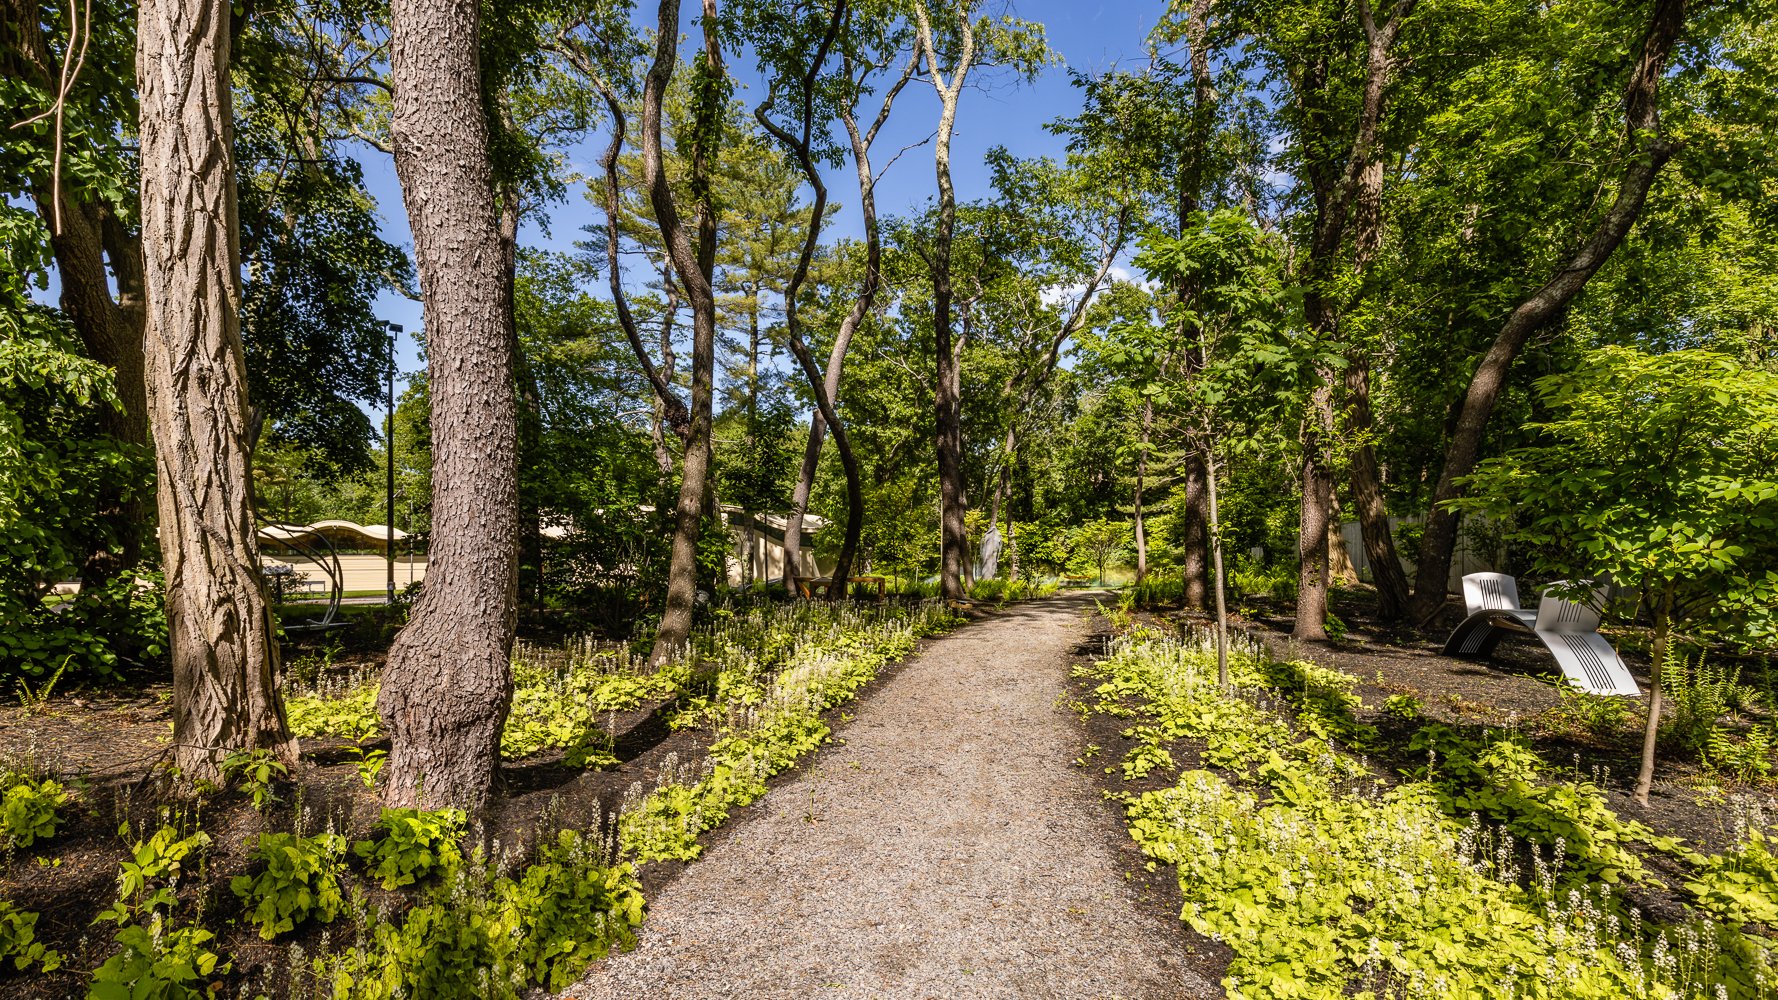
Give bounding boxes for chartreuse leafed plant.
[1,769,68,849]
[352,808,467,890]
[1079,625,1778,998]
[621,600,962,861]
[231,831,350,939]
[88,823,228,999]
[308,828,644,1000]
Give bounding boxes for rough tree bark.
[4,4,149,584]
[377,0,518,810]
[1407,0,1686,622]
[781,47,918,590]
[912,1,975,602]
[136,0,295,784]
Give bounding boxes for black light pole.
[386,322,403,604]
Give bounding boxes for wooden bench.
[799,576,887,601]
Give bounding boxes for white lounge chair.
[1441,573,1640,696]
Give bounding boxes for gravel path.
[567,593,1218,1000]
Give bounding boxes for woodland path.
[567,592,1218,1000]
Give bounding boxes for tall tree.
[779,4,918,590]
[376,0,519,810]
[910,0,976,601]
[586,0,726,659]
[136,0,294,783]
[1405,0,1687,621]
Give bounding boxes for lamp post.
[385,322,403,604]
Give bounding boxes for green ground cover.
[1077,618,1778,999]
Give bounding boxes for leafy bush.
[313,837,643,999]
[219,747,289,811]
[88,919,226,1000]
[285,677,383,741]
[1537,686,1634,743]
[0,770,68,849]
[353,808,466,889]
[0,310,156,682]
[1663,654,1755,754]
[0,901,60,972]
[1686,828,1778,927]
[1702,726,1774,783]
[231,832,349,939]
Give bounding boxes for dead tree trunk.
[1407,0,1686,622]
[377,0,518,811]
[136,0,294,784]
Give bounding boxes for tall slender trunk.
[913,2,976,603]
[1288,0,1418,639]
[645,0,723,661]
[1175,0,1215,610]
[378,0,518,810]
[1408,0,1686,621]
[1293,386,1335,640]
[1635,579,1675,806]
[754,1,866,598]
[502,194,544,614]
[1134,400,1151,583]
[137,0,294,784]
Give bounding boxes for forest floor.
[566,592,1223,1000]
[1167,582,1775,855]
[7,584,1773,997]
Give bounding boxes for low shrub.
[0,770,68,849]
[231,831,350,939]
[353,808,466,890]
[1080,624,1775,997]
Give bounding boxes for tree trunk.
[137,0,294,784]
[1407,0,1687,622]
[377,0,518,811]
[1635,579,1675,806]
[1345,358,1411,618]
[1293,387,1335,641]
[644,0,723,661]
[780,57,899,588]
[913,2,975,603]
[1134,400,1151,583]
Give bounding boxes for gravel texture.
[567,593,1218,1000]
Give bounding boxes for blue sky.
[365,1,1169,381]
